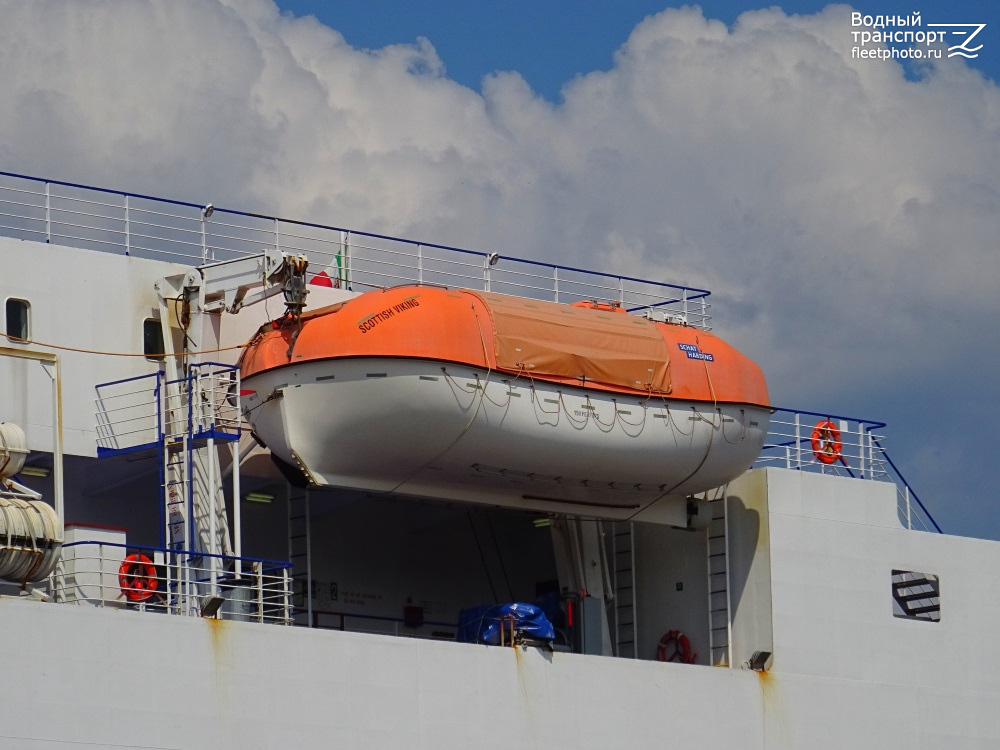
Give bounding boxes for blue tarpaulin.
[457,602,555,645]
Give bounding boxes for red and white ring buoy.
[810,420,843,465]
[656,629,697,664]
[118,553,158,602]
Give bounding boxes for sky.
[1,0,997,537]
[288,0,999,99]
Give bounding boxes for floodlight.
[200,595,225,618]
[745,651,772,671]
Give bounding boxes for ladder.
[611,522,637,658]
[157,364,241,613]
[287,489,311,626]
[706,495,731,666]
[162,441,188,549]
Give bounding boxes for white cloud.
[0,0,996,534]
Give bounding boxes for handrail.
[55,539,292,624]
[0,170,713,327]
[307,607,459,641]
[60,539,290,570]
[94,363,240,457]
[307,607,458,629]
[871,437,942,533]
[757,406,941,533]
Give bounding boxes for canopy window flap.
[467,291,671,392]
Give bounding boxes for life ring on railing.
[656,629,697,664]
[810,420,843,465]
[119,553,158,602]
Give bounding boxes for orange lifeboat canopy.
[240,286,769,408]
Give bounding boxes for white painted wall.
[0,596,765,750]
[0,238,179,455]
[633,523,711,662]
[727,469,774,669]
[0,237,356,458]
[762,467,1000,748]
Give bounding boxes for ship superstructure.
[0,171,989,750]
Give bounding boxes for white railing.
[55,541,292,624]
[756,410,888,479]
[188,363,242,440]
[755,408,941,533]
[0,171,712,328]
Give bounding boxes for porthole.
[143,318,164,361]
[5,298,30,342]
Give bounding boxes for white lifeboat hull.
[242,356,770,519]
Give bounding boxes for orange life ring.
[656,629,697,664]
[119,553,158,602]
[810,420,843,465]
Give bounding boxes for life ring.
[119,553,158,602]
[810,420,843,465]
[656,629,697,664]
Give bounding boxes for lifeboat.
[239,285,770,520]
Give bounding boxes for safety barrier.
[54,540,292,624]
[0,170,712,328]
[756,408,941,533]
[308,608,458,640]
[95,362,240,457]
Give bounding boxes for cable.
[585,394,616,430]
[2,333,246,358]
[615,399,648,430]
[486,514,515,601]
[467,511,498,602]
[720,407,750,444]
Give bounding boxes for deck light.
[487,252,500,267]
[200,595,225,618]
[244,492,274,504]
[19,465,50,478]
[745,651,772,671]
[202,203,214,218]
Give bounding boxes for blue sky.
[279,1,997,100]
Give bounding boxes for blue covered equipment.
[457,602,555,645]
